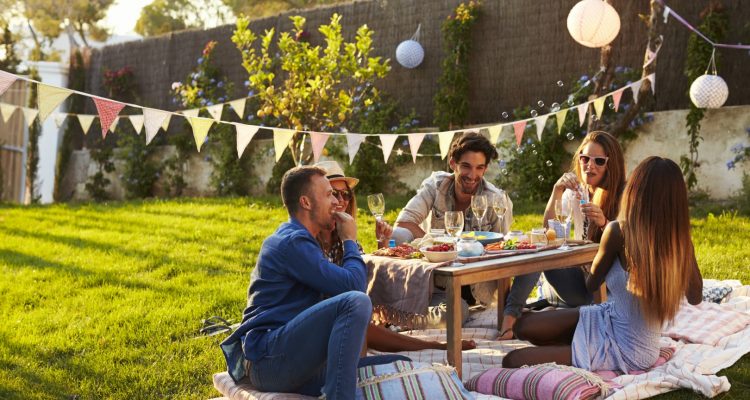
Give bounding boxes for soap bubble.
[566,132,575,140]
[557,80,564,87]
[502,169,508,175]
[546,160,553,167]
[501,112,509,119]
[530,109,538,117]
[532,150,538,155]
[516,147,524,154]
[538,175,545,181]
[551,102,560,112]
[537,101,545,108]
[608,102,615,110]
[530,143,536,149]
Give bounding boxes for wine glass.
[367,193,385,240]
[555,198,572,251]
[470,194,488,231]
[444,211,464,266]
[490,192,508,235]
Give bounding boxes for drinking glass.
[490,192,508,235]
[367,193,385,240]
[555,198,573,251]
[444,211,464,266]
[470,194,487,231]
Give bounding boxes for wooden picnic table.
[433,243,600,378]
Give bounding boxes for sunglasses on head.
[578,154,608,167]
[332,189,352,201]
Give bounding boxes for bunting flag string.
[662,4,750,50]
[0,68,655,164]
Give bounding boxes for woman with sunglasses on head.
[499,131,626,340]
[315,161,477,352]
[502,157,702,370]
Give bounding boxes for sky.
[103,0,153,37]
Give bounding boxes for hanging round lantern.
[396,24,424,69]
[689,49,729,109]
[567,0,621,48]
[690,74,728,108]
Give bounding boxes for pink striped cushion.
[465,365,605,400]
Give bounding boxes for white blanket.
[212,280,750,399]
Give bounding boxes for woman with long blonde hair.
[502,157,703,372]
[500,131,626,339]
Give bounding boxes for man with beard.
[221,166,404,399]
[393,131,513,309]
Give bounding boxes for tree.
[222,0,343,20]
[23,0,114,48]
[135,0,232,37]
[232,14,390,165]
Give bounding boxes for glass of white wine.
[444,211,464,266]
[367,193,385,241]
[470,194,488,231]
[555,198,572,251]
[491,192,508,235]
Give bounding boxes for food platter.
[460,231,504,245]
[484,239,540,255]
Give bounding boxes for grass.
[0,197,749,399]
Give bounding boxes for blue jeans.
[504,267,593,318]
[247,291,407,399]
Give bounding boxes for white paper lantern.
[396,39,424,69]
[567,0,621,48]
[690,74,729,108]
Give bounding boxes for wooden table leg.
[496,278,510,331]
[445,278,463,378]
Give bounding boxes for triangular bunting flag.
[555,109,569,135]
[0,103,17,123]
[407,133,426,163]
[207,104,224,121]
[630,80,643,104]
[143,108,170,144]
[53,113,67,128]
[189,117,214,152]
[379,134,399,164]
[577,103,588,126]
[488,125,503,144]
[593,97,606,119]
[229,98,247,119]
[310,132,330,163]
[128,115,145,134]
[612,89,624,112]
[77,114,95,135]
[21,107,39,127]
[346,134,366,164]
[38,84,72,123]
[534,115,549,142]
[109,117,120,133]
[182,108,200,118]
[160,114,172,131]
[646,73,656,94]
[273,128,295,162]
[0,70,18,96]
[438,131,455,160]
[235,124,260,158]
[93,98,126,139]
[512,121,527,146]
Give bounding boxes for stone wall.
[61,106,750,202]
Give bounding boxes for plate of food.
[460,231,504,245]
[484,239,540,254]
[372,243,423,259]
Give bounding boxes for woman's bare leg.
[502,345,573,368]
[513,308,580,346]
[366,324,476,352]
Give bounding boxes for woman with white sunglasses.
[499,131,626,340]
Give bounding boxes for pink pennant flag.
[612,89,624,112]
[577,103,588,126]
[379,134,399,164]
[646,73,656,94]
[93,98,126,138]
[310,132,330,163]
[630,80,643,104]
[512,121,527,146]
[0,70,18,96]
[346,134,366,164]
[407,133,426,163]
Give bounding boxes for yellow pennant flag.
[593,96,606,119]
[21,107,39,127]
[161,114,172,131]
[488,125,503,144]
[229,98,247,119]
[189,117,214,152]
[0,103,17,123]
[438,131,455,160]
[77,115,95,135]
[555,109,569,135]
[37,84,72,123]
[273,128,296,162]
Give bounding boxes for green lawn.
[0,197,749,399]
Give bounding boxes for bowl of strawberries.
[420,243,458,263]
